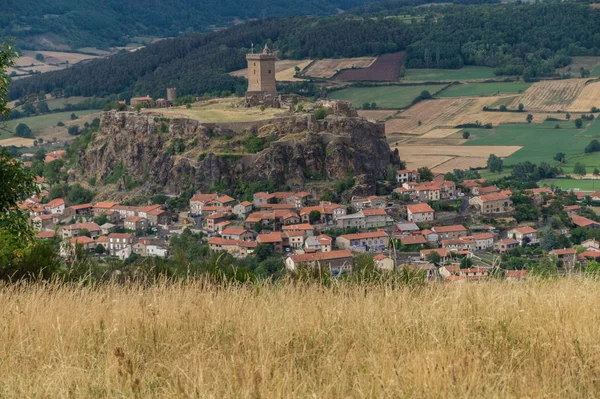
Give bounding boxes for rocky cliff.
[74,110,400,199]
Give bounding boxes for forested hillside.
[0,0,381,50]
[9,2,600,100]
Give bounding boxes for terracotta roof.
[35,231,55,239]
[257,233,284,243]
[139,204,161,213]
[254,192,275,199]
[473,233,494,240]
[294,191,311,198]
[340,231,388,240]
[96,236,109,243]
[221,228,248,236]
[529,187,554,195]
[401,235,427,246]
[216,195,235,203]
[282,223,314,231]
[34,176,46,184]
[238,201,252,207]
[93,202,116,209]
[124,216,142,222]
[397,169,419,174]
[479,186,500,194]
[407,203,434,214]
[285,230,305,237]
[108,233,134,239]
[273,192,294,199]
[373,254,389,261]
[290,250,353,263]
[147,209,166,217]
[317,234,332,244]
[420,248,450,257]
[69,236,95,245]
[65,222,101,231]
[505,270,528,278]
[34,214,55,220]
[433,225,467,233]
[564,205,581,211]
[511,226,537,235]
[361,208,387,216]
[45,198,65,208]
[571,215,598,227]
[579,251,600,259]
[69,203,92,210]
[497,238,519,245]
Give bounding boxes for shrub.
[314,108,328,120]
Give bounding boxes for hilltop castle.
[245,44,281,108]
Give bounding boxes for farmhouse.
[208,237,257,258]
[571,215,600,228]
[396,169,420,184]
[494,238,519,253]
[44,198,65,214]
[432,225,468,241]
[469,193,513,215]
[220,228,254,241]
[550,248,577,269]
[406,203,434,223]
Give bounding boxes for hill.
[3,278,600,397]
[0,0,383,50]
[8,2,600,101]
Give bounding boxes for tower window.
[268,70,271,74]
[254,63,256,66]
[254,70,256,74]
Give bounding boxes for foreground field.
[4,280,600,397]
[329,84,448,109]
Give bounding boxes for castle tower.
[246,44,277,96]
[167,87,177,103]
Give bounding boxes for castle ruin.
[245,44,281,108]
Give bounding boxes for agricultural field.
[507,79,587,112]
[437,82,532,98]
[1,110,100,142]
[9,51,99,79]
[303,57,375,79]
[384,97,563,135]
[0,137,35,147]
[357,109,397,121]
[402,66,496,82]
[462,120,600,165]
[392,144,521,172]
[334,52,406,82]
[566,80,600,112]
[149,98,286,123]
[230,59,312,82]
[329,84,448,109]
[563,153,600,171]
[557,56,600,77]
[541,178,600,191]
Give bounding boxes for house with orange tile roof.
[257,232,286,252]
[494,238,519,253]
[60,236,96,257]
[400,235,428,247]
[285,250,354,275]
[61,222,101,239]
[469,193,513,215]
[285,230,305,249]
[304,234,333,252]
[253,192,276,208]
[571,215,600,228]
[471,233,495,250]
[581,239,600,250]
[189,193,218,215]
[420,248,451,263]
[35,231,55,240]
[208,237,257,258]
[550,248,577,269]
[432,225,468,241]
[507,226,538,246]
[44,198,65,214]
[563,205,581,216]
[108,233,134,256]
[505,270,528,280]
[336,231,388,252]
[221,227,254,241]
[124,216,148,231]
[373,254,394,270]
[406,203,434,223]
[63,203,93,218]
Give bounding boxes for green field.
[1,110,99,139]
[403,66,496,82]
[541,178,600,191]
[563,153,600,170]
[437,82,532,98]
[328,84,449,109]
[462,120,600,165]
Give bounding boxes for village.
[20,154,600,282]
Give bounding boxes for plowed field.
[334,52,406,82]
[304,57,375,79]
[568,80,600,112]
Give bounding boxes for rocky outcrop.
[75,111,400,198]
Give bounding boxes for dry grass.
[4,279,600,397]
[0,137,35,147]
[568,80,600,112]
[508,79,587,112]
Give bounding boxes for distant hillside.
[9,2,600,101]
[0,0,382,50]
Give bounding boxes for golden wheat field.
[3,279,600,397]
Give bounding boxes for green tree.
[35,53,45,62]
[462,131,470,139]
[95,244,106,254]
[67,125,79,135]
[370,102,377,109]
[296,104,304,112]
[487,154,504,173]
[417,166,434,181]
[37,101,50,114]
[460,257,473,269]
[518,103,524,112]
[539,227,558,251]
[309,210,322,224]
[255,243,273,262]
[526,113,533,123]
[575,118,583,128]
[585,139,600,153]
[314,108,327,120]
[566,112,571,121]
[15,123,33,138]
[70,113,78,120]
[426,251,441,265]
[594,168,600,178]
[553,152,566,164]
[574,162,587,177]
[362,102,371,110]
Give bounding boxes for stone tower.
[246,44,277,96]
[167,87,177,102]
